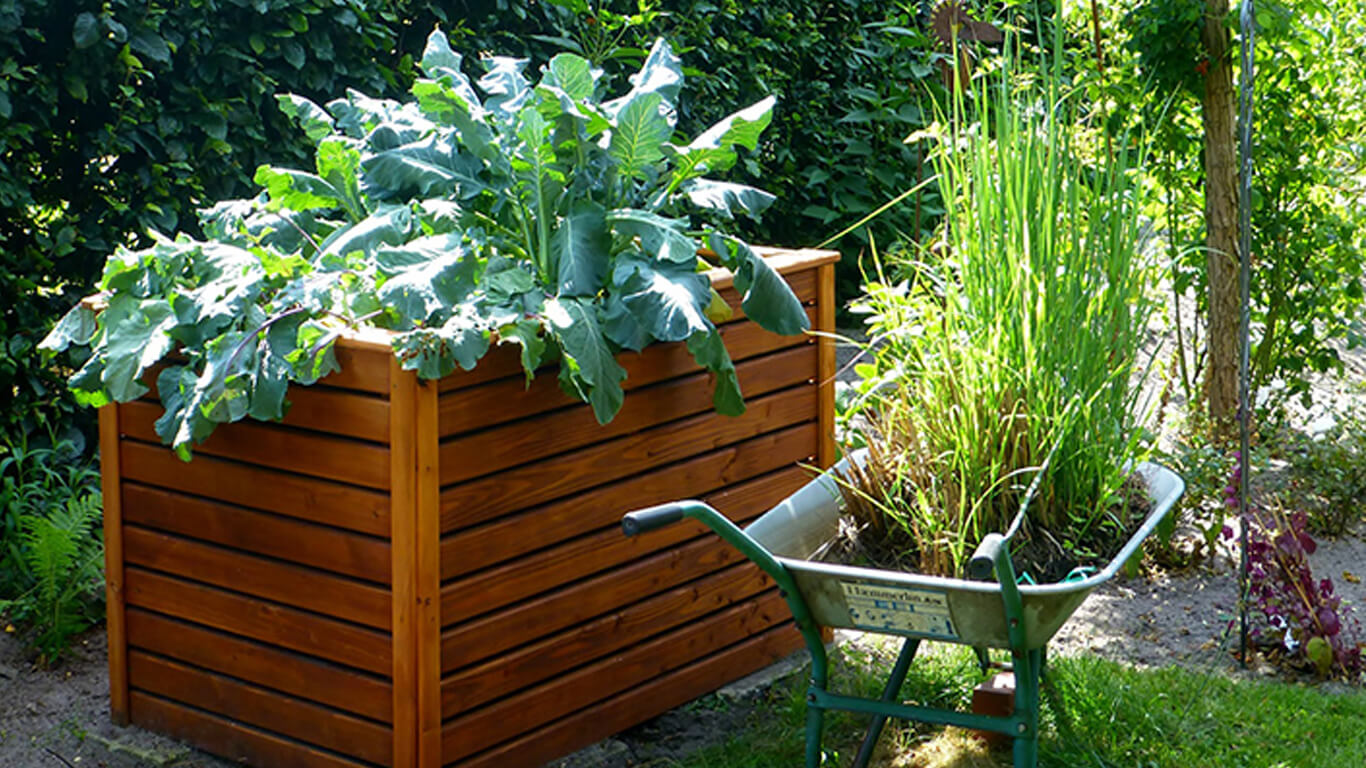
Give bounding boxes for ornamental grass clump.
[840,30,1158,579]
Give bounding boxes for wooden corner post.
[816,260,838,469]
[390,360,442,768]
[100,403,129,725]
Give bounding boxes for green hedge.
[1,0,942,448]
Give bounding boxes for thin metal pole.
[1236,0,1256,667]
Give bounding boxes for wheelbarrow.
[622,450,1184,768]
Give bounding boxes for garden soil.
[2,333,1363,768]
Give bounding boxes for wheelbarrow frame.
[622,453,1185,768]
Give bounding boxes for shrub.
[0,436,104,664]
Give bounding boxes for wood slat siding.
[119,440,391,536]
[130,692,377,768]
[440,345,815,486]
[125,568,392,676]
[129,651,394,766]
[121,484,391,584]
[439,385,817,531]
[440,562,772,718]
[436,305,819,437]
[123,526,391,629]
[119,400,390,490]
[438,425,815,579]
[446,624,801,768]
[100,249,836,768]
[126,609,393,723]
[439,464,813,626]
[442,592,791,761]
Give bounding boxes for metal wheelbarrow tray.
[623,451,1185,768]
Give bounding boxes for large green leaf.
[546,53,596,101]
[39,305,97,354]
[613,255,712,343]
[318,207,413,262]
[496,318,548,382]
[603,38,682,124]
[708,233,809,337]
[679,179,776,220]
[315,138,365,220]
[552,201,610,297]
[479,56,532,122]
[419,29,483,113]
[609,92,670,180]
[687,329,744,416]
[361,135,485,200]
[607,210,697,265]
[393,305,489,379]
[254,167,346,213]
[411,79,494,160]
[664,96,776,187]
[276,94,335,144]
[100,297,179,402]
[546,297,626,424]
[375,236,479,326]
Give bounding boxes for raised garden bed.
[100,247,837,768]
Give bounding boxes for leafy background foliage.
[3,0,949,455]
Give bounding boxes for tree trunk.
[1201,0,1240,437]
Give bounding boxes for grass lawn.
[675,643,1366,768]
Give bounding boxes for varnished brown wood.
[119,399,390,490]
[439,385,817,530]
[440,465,812,624]
[817,261,838,469]
[120,440,390,537]
[438,306,818,436]
[122,484,390,584]
[282,385,390,443]
[130,651,393,766]
[125,568,392,675]
[100,405,129,724]
[323,342,392,394]
[441,563,772,717]
[439,426,817,580]
[441,534,746,672]
[127,609,392,723]
[416,380,443,768]
[389,360,419,768]
[441,345,816,485]
[123,526,391,629]
[442,592,789,759]
[130,691,374,768]
[447,624,802,768]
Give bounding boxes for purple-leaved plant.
[1224,456,1363,679]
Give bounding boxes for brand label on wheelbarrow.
[840,582,958,639]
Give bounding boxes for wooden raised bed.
[101,248,839,768]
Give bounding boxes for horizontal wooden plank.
[439,385,817,532]
[130,691,375,768]
[435,257,822,395]
[438,306,818,436]
[277,386,390,443]
[442,534,744,672]
[439,426,817,581]
[125,568,392,676]
[122,484,390,584]
[124,526,391,630]
[120,441,390,537]
[130,651,393,766]
[127,609,392,724]
[441,344,816,485]
[322,342,392,395]
[120,400,389,491]
[442,591,789,760]
[440,464,813,624]
[441,563,772,718]
[447,623,803,768]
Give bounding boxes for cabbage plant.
[42,31,806,458]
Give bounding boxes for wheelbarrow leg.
[851,637,920,768]
[1011,647,1043,768]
